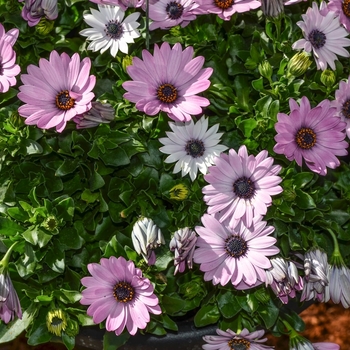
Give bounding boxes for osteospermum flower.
[301,248,328,302]
[292,1,350,70]
[193,214,279,287]
[195,0,260,21]
[131,217,165,265]
[17,50,96,133]
[290,335,340,350]
[0,35,20,93]
[328,0,350,32]
[0,23,19,47]
[80,256,162,336]
[159,117,228,181]
[122,42,213,122]
[149,0,199,30]
[202,145,283,229]
[19,0,58,27]
[169,227,197,275]
[274,96,348,175]
[203,328,274,350]
[265,257,303,304]
[80,5,141,57]
[332,76,350,139]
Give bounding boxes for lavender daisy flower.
[202,328,274,350]
[19,0,58,27]
[159,117,228,181]
[332,76,350,139]
[301,248,328,302]
[328,0,350,32]
[193,214,279,287]
[131,217,165,265]
[17,50,96,133]
[169,227,197,275]
[202,145,283,229]
[73,101,115,129]
[292,1,350,70]
[79,5,141,57]
[265,257,303,304]
[195,0,260,21]
[0,38,20,93]
[273,96,348,175]
[122,42,213,122]
[0,23,19,47]
[80,256,162,336]
[149,0,199,30]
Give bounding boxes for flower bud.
[122,55,133,73]
[258,61,273,81]
[169,184,189,201]
[46,309,67,336]
[320,69,336,88]
[36,17,55,35]
[287,52,312,77]
[261,0,284,18]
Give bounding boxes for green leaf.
[0,303,37,342]
[90,170,105,191]
[22,227,52,248]
[62,333,75,350]
[194,304,220,327]
[103,330,130,350]
[161,314,178,331]
[0,218,25,235]
[237,119,257,138]
[257,300,279,328]
[216,290,242,318]
[295,189,316,209]
[46,241,65,273]
[162,294,186,316]
[27,324,52,345]
[55,158,80,176]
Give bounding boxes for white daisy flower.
[292,1,350,70]
[159,117,228,181]
[79,4,141,57]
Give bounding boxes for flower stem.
[326,228,341,256]
[0,241,19,272]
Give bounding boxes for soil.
[0,302,349,349]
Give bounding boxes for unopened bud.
[36,17,55,35]
[320,69,336,88]
[261,0,284,18]
[287,52,312,77]
[258,61,273,81]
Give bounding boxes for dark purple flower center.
[113,281,135,303]
[342,0,350,18]
[166,1,184,19]
[228,338,251,350]
[105,20,123,39]
[185,139,205,158]
[308,29,326,49]
[225,235,248,258]
[157,83,178,103]
[214,0,234,10]
[342,99,350,119]
[295,127,317,149]
[233,176,255,199]
[55,90,75,110]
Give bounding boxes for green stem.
[281,319,299,339]
[0,241,19,271]
[326,228,341,256]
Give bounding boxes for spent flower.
[80,256,162,336]
[131,217,165,265]
[19,0,58,27]
[169,227,197,275]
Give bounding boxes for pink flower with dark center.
[18,50,96,133]
[327,0,350,32]
[80,256,162,336]
[0,24,20,93]
[193,214,279,287]
[202,145,283,229]
[203,328,274,350]
[274,96,348,175]
[149,0,199,30]
[194,0,260,21]
[122,42,213,122]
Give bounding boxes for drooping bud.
[261,0,284,18]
